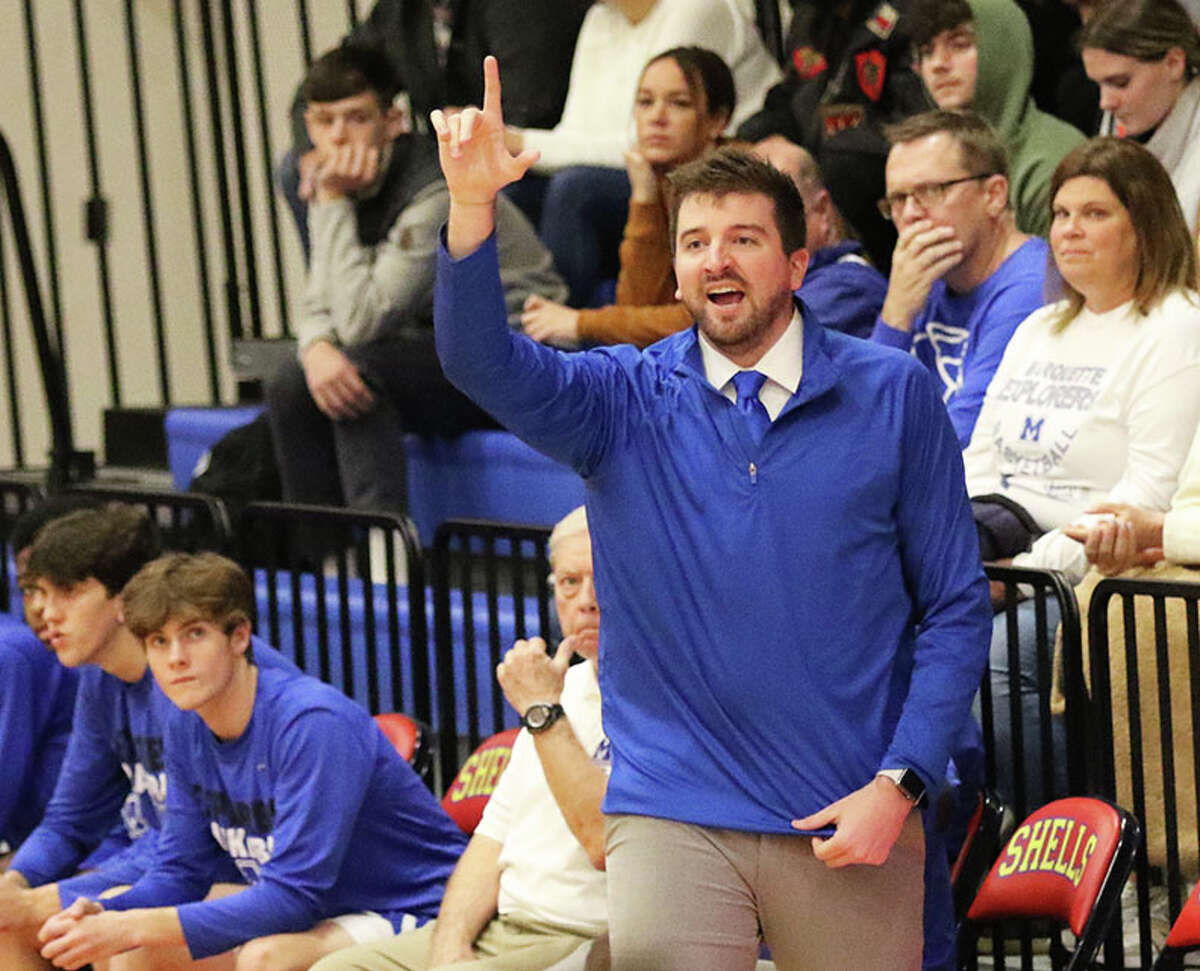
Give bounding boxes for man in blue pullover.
[427,58,991,970]
[38,552,465,971]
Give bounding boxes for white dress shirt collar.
[698,308,804,421]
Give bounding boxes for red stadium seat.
[374,712,433,782]
[965,796,1140,970]
[440,728,521,835]
[1153,882,1200,969]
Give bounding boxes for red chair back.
[1166,883,1200,949]
[440,727,521,834]
[966,796,1139,968]
[375,712,422,762]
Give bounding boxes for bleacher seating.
[162,406,585,546]
[164,405,265,491]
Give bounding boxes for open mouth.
[707,287,745,307]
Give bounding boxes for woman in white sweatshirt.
[964,136,1200,807]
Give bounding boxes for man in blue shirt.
[0,504,172,971]
[39,552,465,971]
[426,59,990,970]
[0,499,101,864]
[872,110,1048,449]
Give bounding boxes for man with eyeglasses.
[871,110,1048,448]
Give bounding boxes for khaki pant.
[605,814,925,971]
[310,913,594,971]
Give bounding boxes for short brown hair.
[1080,0,1200,77]
[123,552,254,642]
[667,147,808,254]
[1049,137,1198,328]
[25,504,161,597]
[884,109,1010,180]
[908,0,974,51]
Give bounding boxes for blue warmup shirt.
[105,665,465,959]
[0,615,77,849]
[871,237,1049,448]
[435,233,992,835]
[798,240,887,340]
[11,637,292,903]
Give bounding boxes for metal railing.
[0,0,784,475]
[1089,574,1200,970]
[430,519,554,788]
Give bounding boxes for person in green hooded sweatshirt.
[907,0,1085,237]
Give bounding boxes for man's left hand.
[792,776,914,867]
[39,898,131,970]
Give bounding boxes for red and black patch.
[791,46,828,79]
[821,104,865,138]
[855,50,887,102]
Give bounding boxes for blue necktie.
[732,370,771,444]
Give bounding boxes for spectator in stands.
[755,138,888,340]
[503,0,781,308]
[0,501,99,864]
[0,506,297,971]
[872,110,1048,447]
[267,43,564,516]
[908,0,1085,237]
[523,56,889,351]
[964,137,1200,806]
[521,46,735,350]
[1079,0,1200,240]
[38,551,466,971]
[430,60,991,969]
[313,505,609,971]
[279,0,593,254]
[736,0,932,273]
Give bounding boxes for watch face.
[525,704,554,729]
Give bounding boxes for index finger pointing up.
[482,55,504,119]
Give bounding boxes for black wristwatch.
[520,702,565,734]
[878,768,928,809]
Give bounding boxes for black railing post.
[218,0,263,337]
[198,0,244,342]
[0,131,89,486]
[172,0,222,403]
[245,0,291,334]
[72,0,122,408]
[22,0,63,355]
[123,0,172,405]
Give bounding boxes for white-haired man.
[314,507,610,971]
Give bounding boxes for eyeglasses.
[877,173,997,221]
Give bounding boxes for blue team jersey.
[106,664,466,958]
[11,636,293,903]
[0,615,77,849]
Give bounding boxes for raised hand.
[497,636,572,716]
[430,57,540,207]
